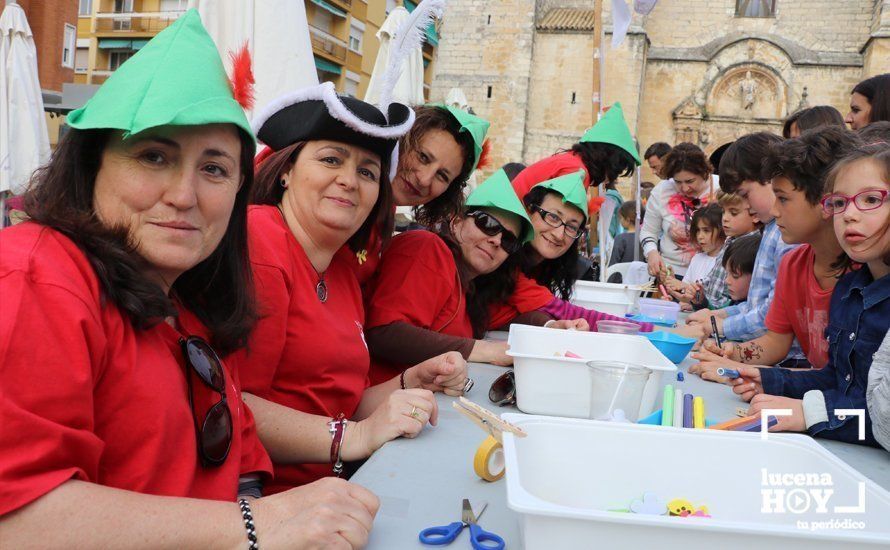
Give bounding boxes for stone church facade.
[429,0,890,183]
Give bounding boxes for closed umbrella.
[0,1,50,196]
[363,6,424,107]
[187,0,317,115]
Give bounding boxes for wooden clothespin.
[452,397,527,444]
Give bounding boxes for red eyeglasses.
[821,189,889,216]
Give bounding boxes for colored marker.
[661,384,674,427]
[693,396,705,429]
[717,367,740,379]
[683,394,694,428]
[742,416,779,432]
[708,414,759,431]
[676,372,685,382]
[673,388,684,428]
[710,315,722,348]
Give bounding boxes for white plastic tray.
[506,324,677,419]
[502,415,890,549]
[571,280,644,316]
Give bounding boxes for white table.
[352,358,890,549]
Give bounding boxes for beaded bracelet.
[238,498,259,550]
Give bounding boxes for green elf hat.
[430,105,491,171]
[465,169,535,243]
[579,102,641,166]
[67,9,252,139]
[532,170,589,220]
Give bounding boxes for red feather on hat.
[588,196,606,215]
[228,42,255,111]
[476,140,492,170]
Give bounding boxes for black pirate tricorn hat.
[251,82,414,180]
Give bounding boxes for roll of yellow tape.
[473,436,505,482]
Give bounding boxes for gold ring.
[410,406,420,419]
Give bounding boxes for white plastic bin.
[506,324,676,419]
[502,415,890,549]
[571,281,644,316]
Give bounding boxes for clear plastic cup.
[595,320,642,335]
[587,361,652,422]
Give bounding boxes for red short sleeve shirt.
[238,206,370,492]
[487,273,555,329]
[764,245,832,369]
[365,231,473,382]
[0,223,270,517]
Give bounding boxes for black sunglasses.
[467,210,522,254]
[180,336,233,467]
[489,370,516,406]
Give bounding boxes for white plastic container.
[571,281,644,316]
[638,297,681,323]
[506,324,676,419]
[502,415,890,549]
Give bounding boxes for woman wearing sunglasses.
[0,11,378,549]
[364,169,582,384]
[239,84,470,493]
[488,171,655,332]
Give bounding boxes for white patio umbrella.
[187,0,317,116]
[364,6,424,107]
[0,1,50,197]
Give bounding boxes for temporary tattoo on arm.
[738,342,764,363]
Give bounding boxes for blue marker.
[743,416,778,432]
[717,367,740,379]
[676,372,685,382]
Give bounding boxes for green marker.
[661,384,674,427]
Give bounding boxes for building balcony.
[309,25,348,63]
[327,0,352,9]
[93,11,186,35]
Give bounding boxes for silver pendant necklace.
[316,275,328,303]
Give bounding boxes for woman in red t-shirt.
[365,169,587,384]
[331,105,491,285]
[241,85,470,491]
[0,12,377,548]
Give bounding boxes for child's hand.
[675,323,707,342]
[546,318,590,331]
[701,339,735,358]
[685,308,713,325]
[747,395,806,432]
[730,365,763,402]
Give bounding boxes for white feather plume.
[377,0,446,114]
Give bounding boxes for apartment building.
[74,0,438,99]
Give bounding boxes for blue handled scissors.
[419,499,505,549]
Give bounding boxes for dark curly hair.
[568,141,636,185]
[409,106,477,227]
[437,210,523,337]
[852,73,890,126]
[23,127,258,355]
[521,186,586,300]
[718,132,783,193]
[661,142,713,181]
[762,125,860,206]
[252,141,394,254]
